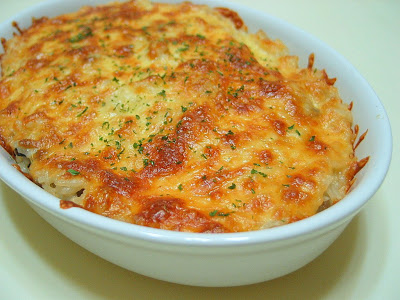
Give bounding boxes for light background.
[0,0,399,299]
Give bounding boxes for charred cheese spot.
[1,100,21,116]
[114,44,134,57]
[134,197,229,232]
[281,174,316,205]
[215,7,245,30]
[67,45,99,61]
[140,106,212,178]
[25,58,50,70]
[271,119,287,136]
[0,0,365,232]
[247,194,273,213]
[60,199,83,209]
[147,39,169,60]
[307,138,329,154]
[259,149,273,164]
[83,190,137,223]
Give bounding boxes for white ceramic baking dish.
[0,0,392,287]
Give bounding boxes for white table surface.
[0,0,399,299]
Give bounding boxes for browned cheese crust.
[0,0,364,232]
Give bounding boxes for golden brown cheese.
[0,0,364,232]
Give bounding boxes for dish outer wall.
[28,200,352,287]
[0,0,392,287]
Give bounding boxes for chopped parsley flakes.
[67,169,80,176]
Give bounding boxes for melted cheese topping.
[0,0,361,232]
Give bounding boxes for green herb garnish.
[67,169,80,176]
